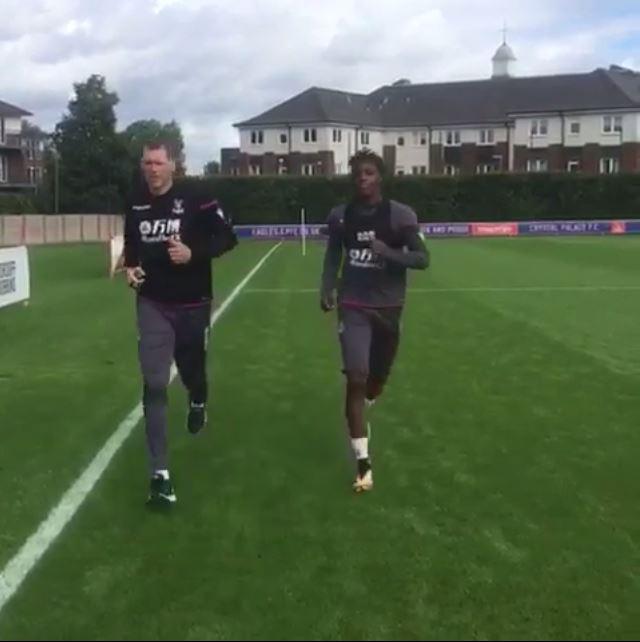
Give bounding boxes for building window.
[250,130,264,145]
[479,129,495,145]
[277,158,287,175]
[445,130,461,146]
[360,131,370,146]
[302,163,316,176]
[332,129,342,143]
[249,164,262,176]
[0,155,7,182]
[444,165,459,176]
[304,128,318,143]
[28,166,37,183]
[412,165,427,175]
[531,119,549,137]
[600,157,620,174]
[412,131,428,146]
[280,133,288,144]
[396,167,405,176]
[0,119,5,144]
[569,121,581,135]
[527,159,549,172]
[567,160,580,173]
[476,163,497,174]
[397,136,405,146]
[603,116,623,134]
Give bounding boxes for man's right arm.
[123,207,145,288]
[123,206,139,268]
[320,210,343,311]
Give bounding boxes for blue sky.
[1,0,639,172]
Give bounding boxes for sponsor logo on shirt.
[349,248,382,269]
[139,219,182,242]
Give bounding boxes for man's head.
[141,140,176,195]
[349,150,385,202]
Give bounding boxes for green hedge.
[0,193,37,214]
[4,173,640,222]
[180,173,640,224]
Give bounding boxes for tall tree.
[53,75,129,213]
[203,160,220,176]
[122,119,186,177]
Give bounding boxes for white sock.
[351,437,369,461]
[154,469,170,480]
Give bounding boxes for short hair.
[142,139,177,161]
[349,149,386,178]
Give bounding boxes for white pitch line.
[244,285,640,294]
[0,242,282,615]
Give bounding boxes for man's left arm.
[371,207,429,270]
[181,199,238,263]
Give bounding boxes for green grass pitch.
[0,237,639,640]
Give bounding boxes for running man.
[124,139,238,505]
[320,150,429,492]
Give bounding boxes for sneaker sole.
[147,493,177,505]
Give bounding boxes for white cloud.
[58,19,92,37]
[1,0,639,173]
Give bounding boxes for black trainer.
[187,402,207,435]
[147,475,177,505]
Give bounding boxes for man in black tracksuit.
[124,140,237,505]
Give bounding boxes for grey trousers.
[137,296,212,473]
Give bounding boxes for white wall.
[239,127,289,154]
[328,127,358,174]
[3,117,21,135]
[563,113,638,146]
[514,116,562,147]
[432,126,508,146]
[239,124,365,174]
[513,112,640,148]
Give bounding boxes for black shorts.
[338,306,402,382]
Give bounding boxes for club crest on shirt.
[172,199,185,216]
[357,230,376,242]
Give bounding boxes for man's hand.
[167,237,192,265]
[370,239,391,257]
[126,266,146,289]
[320,289,336,312]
